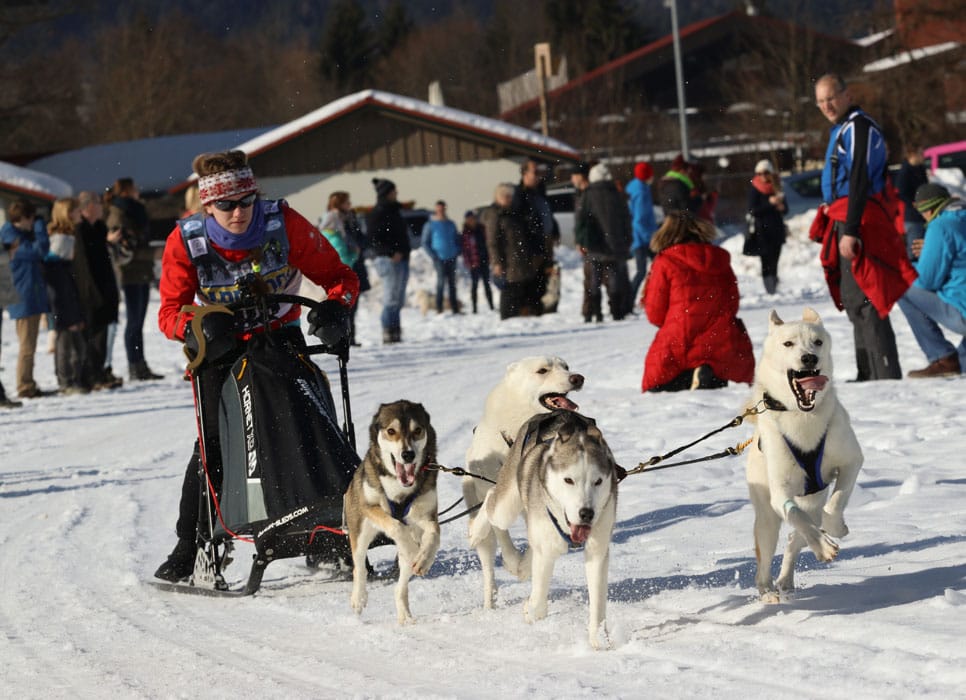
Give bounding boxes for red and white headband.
[198,167,258,204]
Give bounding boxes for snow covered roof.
[863,41,961,73]
[853,28,894,47]
[28,127,273,194]
[235,89,580,163]
[0,160,73,202]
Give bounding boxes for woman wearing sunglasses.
[154,150,359,582]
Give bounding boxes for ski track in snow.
[2,211,966,698]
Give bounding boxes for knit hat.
[372,178,396,199]
[197,167,258,204]
[914,183,952,215]
[589,163,612,183]
[754,159,774,174]
[464,210,476,219]
[634,162,653,181]
[573,161,591,177]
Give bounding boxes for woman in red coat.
[641,211,755,392]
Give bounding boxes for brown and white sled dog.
[464,356,585,608]
[745,309,863,603]
[344,401,439,623]
[469,411,619,649]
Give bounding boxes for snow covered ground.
[2,194,966,698]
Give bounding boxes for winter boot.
[130,361,163,381]
[154,538,197,582]
[0,381,22,408]
[763,275,778,295]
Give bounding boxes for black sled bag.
[213,330,358,545]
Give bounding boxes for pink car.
[923,141,966,175]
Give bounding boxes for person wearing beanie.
[897,183,966,378]
[460,209,494,313]
[895,144,930,261]
[626,160,658,299]
[811,72,916,381]
[659,155,700,217]
[153,149,359,582]
[746,158,788,294]
[366,177,410,343]
[575,161,633,322]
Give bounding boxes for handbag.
[742,213,760,256]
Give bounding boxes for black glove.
[307,299,350,348]
[184,311,237,365]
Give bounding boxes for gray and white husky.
[745,308,864,603]
[469,410,619,649]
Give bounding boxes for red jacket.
[158,204,359,340]
[640,242,755,391]
[809,194,917,319]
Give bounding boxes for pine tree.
[375,0,413,59]
[319,0,374,91]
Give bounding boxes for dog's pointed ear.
[557,421,576,443]
[769,309,784,327]
[802,307,821,324]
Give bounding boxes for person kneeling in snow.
[897,183,966,378]
[640,211,755,392]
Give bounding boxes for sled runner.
[154,281,360,597]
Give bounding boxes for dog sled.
[152,281,361,597]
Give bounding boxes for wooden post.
[535,43,551,137]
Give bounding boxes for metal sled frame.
[168,290,357,597]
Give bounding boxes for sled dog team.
[346,308,863,649]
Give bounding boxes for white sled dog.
[344,401,439,623]
[470,411,619,649]
[464,356,584,607]
[745,308,863,603]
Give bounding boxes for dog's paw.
[411,548,437,577]
[397,611,415,625]
[589,621,613,651]
[524,597,547,623]
[350,588,368,614]
[810,531,840,562]
[759,590,782,605]
[821,511,849,538]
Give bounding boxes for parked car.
[923,141,966,175]
[781,169,823,217]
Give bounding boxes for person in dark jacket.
[74,191,123,389]
[1,198,53,398]
[106,177,163,381]
[510,159,556,313]
[43,197,89,394]
[366,178,410,343]
[484,183,538,319]
[576,162,633,322]
[461,209,493,313]
[746,159,788,295]
[894,144,930,261]
[658,154,700,217]
[641,211,755,392]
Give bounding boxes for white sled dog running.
[470,410,619,649]
[464,356,584,607]
[745,308,863,602]
[343,401,439,623]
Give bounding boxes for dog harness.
[388,492,418,523]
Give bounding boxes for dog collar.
[546,507,584,550]
[762,392,789,411]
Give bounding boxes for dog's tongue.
[395,461,417,487]
[569,524,591,544]
[797,374,829,392]
[547,395,579,411]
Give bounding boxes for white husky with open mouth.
[464,356,585,608]
[745,308,864,602]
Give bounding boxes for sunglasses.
[212,193,257,212]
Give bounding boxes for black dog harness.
[759,393,829,496]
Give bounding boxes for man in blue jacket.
[421,200,462,314]
[1,199,53,398]
[897,183,966,377]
